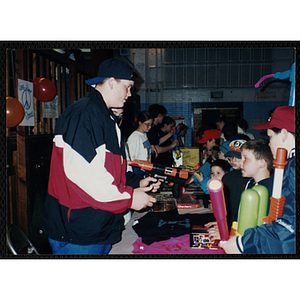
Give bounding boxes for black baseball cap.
[85,58,134,86]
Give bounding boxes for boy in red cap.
[197,129,221,177]
[210,106,295,254]
[197,129,221,151]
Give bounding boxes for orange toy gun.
[127,159,189,198]
[262,148,287,223]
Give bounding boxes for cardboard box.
[181,147,199,167]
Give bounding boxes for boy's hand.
[218,236,242,254]
[205,222,220,241]
[194,171,204,182]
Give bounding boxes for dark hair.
[177,123,188,132]
[216,115,227,124]
[210,159,231,173]
[222,121,238,140]
[148,104,167,119]
[238,118,249,132]
[240,138,273,173]
[268,127,295,138]
[196,125,212,138]
[161,116,175,126]
[212,146,220,160]
[136,110,153,123]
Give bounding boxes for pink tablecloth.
[132,234,225,255]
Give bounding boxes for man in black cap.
[44,58,160,254]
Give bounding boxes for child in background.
[218,140,230,161]
[147,104,179,164]
[240,139,274,210]
[197,129,221,177]
[191,159,231,194]
[211,159,231,180]
[222,139,250,228]
[176,123,188,147]
[127,110,153,177]
[157,116,179,167]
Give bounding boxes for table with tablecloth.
[110,202,225,255]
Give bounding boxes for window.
[162,48,273,88]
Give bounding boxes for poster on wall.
[17,78,35,126]
[43,95,59,118]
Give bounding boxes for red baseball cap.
[252,106,295,133]
[197,129,220,144]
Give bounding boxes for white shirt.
[126,131,151,162]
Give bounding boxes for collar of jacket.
[89,89,120,124]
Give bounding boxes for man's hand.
[140,176,162,193]
[131,187,157,211]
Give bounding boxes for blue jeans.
[48,238,112,255]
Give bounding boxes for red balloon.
[6,96,25,128]
[33,77,56,102]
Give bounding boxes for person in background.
[211,106,295,254]
[222,121,250,143]
[147,104,168,163]
[237,118,255,140]
[197,129,221,177]
[216,116,227,144]
[157,116,178,167]
[222,139,250,228]
[191,159,231,194]
[218,140,231,163]
[43,58,161,255]
[210,159,231,180]
[126,110,153,177]
[176,123,188,147]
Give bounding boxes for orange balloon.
[33,77,56,102]
[6,96,25,128]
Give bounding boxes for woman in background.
[127,110,153,177]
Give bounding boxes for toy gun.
[262,147,287,224]
[230,148,288,236]
[127,159,189,198]
[207,179,229,241]
[233,184,269,236]
[173,127,181,159]
[255,63,295,106]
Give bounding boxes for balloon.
[6,96,25,128]
[33,77,56,102]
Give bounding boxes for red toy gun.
[127,159,189,198]
[262,148,288,223]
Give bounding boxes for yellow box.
[181,147,199,167]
